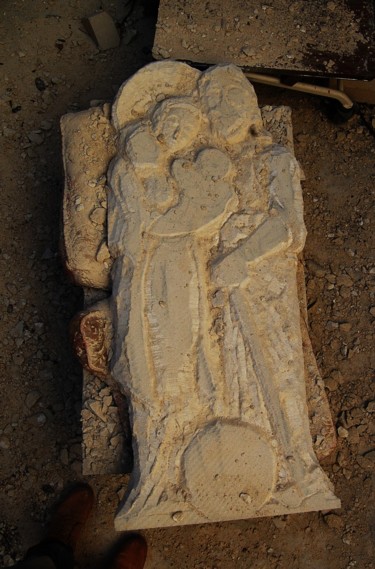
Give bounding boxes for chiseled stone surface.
[61,103,116,290]
[62,61,340,529]
[108,62,340,529]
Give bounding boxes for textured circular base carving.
[183,421,277,517]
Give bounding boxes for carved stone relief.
[62,61,340,529]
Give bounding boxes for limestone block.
[82,12,120,51]
[62,61,340,529]
[61,103,116,289]
[66,105,332,477]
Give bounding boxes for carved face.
[198,66,263,144]
[151,99,201,152]
[125,126,161,171]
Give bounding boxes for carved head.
[151,98,201,152]
[198,65,263,144]
[112,61,200,130]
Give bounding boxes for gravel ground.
[0,1,374,568]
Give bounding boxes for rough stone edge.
[61,104,116,290]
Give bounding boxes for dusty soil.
[0,1,374,568]
[154,0,375,78]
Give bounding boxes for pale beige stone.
[61,103,116,289]
[108,63,339,529]
[62,61,340,529]
[63,104,334,478]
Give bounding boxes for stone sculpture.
[61,61,340,530]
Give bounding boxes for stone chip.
[82,12,120,51]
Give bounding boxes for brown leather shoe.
[45,483,95,551]
[111,534,148,569]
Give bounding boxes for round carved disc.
[183,421,277,518]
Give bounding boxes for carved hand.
[211,216,292,287]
